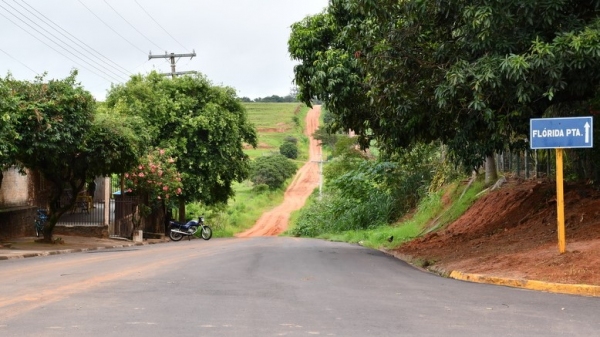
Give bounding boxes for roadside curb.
[449,270,600,297]
[383,250,600,297]
[0,241,163,261]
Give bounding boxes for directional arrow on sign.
[585,122,591,144]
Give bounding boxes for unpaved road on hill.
[236,105,322,237]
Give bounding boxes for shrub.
[279,142,298,159]
[252,183,270,193]
[284,136,298,144]
[250,154,297,189]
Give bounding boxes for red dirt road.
[236,106,322,237]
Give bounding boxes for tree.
[9,72,145,242]
[279,141,298,159]
[289,10,374,150]
[290,0,600,177]
[123,147,182,230]
[105,72,257,220]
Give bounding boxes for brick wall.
[54,225,108,238]
[0,168,38,240]
[0,206,37,240]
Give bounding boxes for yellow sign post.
[531,116,593,254]
[555,148,565,254]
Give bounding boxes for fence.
[495,148,595,181]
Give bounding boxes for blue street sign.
[530,117,593,149]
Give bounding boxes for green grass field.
[242,102,310,161]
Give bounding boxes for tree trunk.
[485,154,498,185]
[178,196,186,222]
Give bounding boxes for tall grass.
[290,176,486,249]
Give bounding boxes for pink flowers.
[124,148,183,201]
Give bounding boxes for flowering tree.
[124,148,183,224]
[105,72,257,222]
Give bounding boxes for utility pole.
[311,154,328,200]
[148,50,197,78]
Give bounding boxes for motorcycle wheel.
[201,226,212,240]
[187,226,198,241]
[169,230,183,241]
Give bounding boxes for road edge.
[0,241,163,261]
[384,250,600,297]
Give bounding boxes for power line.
[102,0,164,52]
[134,0,189,52]
[0,4,118,83]
[0,47,39,75]
[19,0,132,77]
[0,1,125,82]
[78,0,147,55]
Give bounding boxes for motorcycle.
[168,215,212,241]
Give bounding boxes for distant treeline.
[238,95,297,103]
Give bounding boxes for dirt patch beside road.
[395,178,600,286]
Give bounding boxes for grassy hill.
[242,102,308,161]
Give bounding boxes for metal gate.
[109,178,137,239]
[54,177,106,227]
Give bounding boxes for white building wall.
[0,167,29,207]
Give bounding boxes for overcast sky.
[0,0,328,101]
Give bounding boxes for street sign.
[530,116,594,254]
[530,117,593,149]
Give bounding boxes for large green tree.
[289,10,374,149]
[105,72,257,219]
[9,72,145,242]
[290,0,600,176]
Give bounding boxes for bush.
[279,142,298,159]
[252,183,270,193]
[284,136,298,144]
[250,154,297,189]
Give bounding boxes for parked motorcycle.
[168,216,212,241]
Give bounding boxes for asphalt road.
[0,237,598,336]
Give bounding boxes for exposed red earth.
[395,178,600,286]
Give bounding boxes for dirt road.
[236,105,322,237]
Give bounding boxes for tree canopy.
[7,72,145,241]
[105,72,257,215]
[289,0,600,175]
